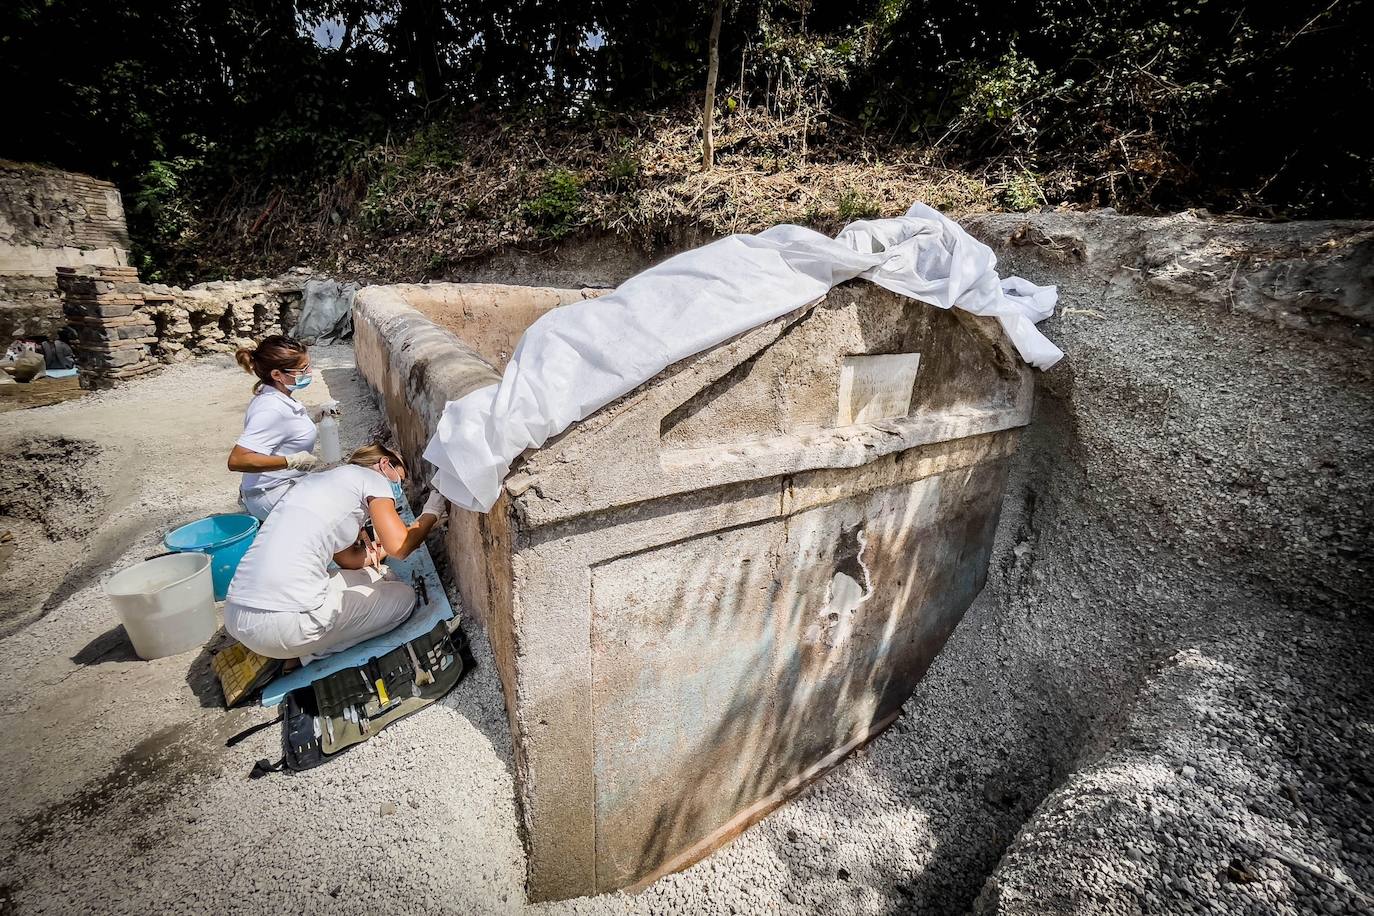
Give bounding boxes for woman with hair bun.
[228,335,337,520]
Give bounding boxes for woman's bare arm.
[228,444,288,473]
[332,541,370,569]
[368,497,436,561]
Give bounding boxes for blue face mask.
[288,373,312,391]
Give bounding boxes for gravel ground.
[1,211,1370,915]
[961,211,1374,916]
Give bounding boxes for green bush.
[404,122,465,172]
[128,148,207,282]
[959,48,1049,139]
[606,154,640,186]
[1002,172,1044,212]
[522,169,583,238]
[358,169,403,234]
[836,190,881,222]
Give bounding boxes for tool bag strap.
[224,713,284,748]
[248,757,285,779]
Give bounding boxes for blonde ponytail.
[347,441,405,472]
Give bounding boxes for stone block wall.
[0,161,131,343]
[58,265,157,381]
[57,265,306,386]
[0,274,66,340]
[355,281,1033,901]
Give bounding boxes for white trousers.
[224,567,417,660]
[239,480,295,522]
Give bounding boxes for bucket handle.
[145,550,178,561]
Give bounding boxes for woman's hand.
[420,490,448,526]
[334,529,388,571]
[306,401,341,423]
[361,529,387,571]
[284,451,319,471]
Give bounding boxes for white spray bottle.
[319,401,342,465]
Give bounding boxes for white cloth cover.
[424,202,1062,512]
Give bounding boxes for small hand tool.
[404,641,435,687]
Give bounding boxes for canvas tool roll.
[226,617,472,775]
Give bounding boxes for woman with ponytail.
[227,335,338,520]
[225,441,449,661]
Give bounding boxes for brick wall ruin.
[3,161,314,387]
[0,161,131,344]
[57,265,306,386]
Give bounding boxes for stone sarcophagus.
[353,280,1033,901]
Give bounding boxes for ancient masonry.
[57,265,156,380]
[2,160,315,386]
[56,264,308,385]
[0,161,131,343]
[354,281,1032,900]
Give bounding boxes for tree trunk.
[338,0,363,54]
[738,42,747,108]
[400,0,445,109]
[702,0,724,172]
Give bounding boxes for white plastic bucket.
[104,552,216,660]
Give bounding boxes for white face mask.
[378,460,404,484]
[276,365,312,390]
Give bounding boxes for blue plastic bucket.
[163,513,259,600]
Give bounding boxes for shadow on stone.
[184,627,235,709]
[70,624,139,665]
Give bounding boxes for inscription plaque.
[837,353,922,425]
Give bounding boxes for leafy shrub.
[128,147,208,282]
[358,169,403,234]
[522,169,583,238]
[957,48,1051,144]
[404,122,465,172]
[606,154,640,186]
[1002,172,1044,211]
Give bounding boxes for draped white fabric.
[424,203,1062,512]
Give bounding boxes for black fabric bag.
[226,686,339,777]
[226,622,473,778]
[254,687,334,777]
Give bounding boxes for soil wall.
[953,210,1373,913]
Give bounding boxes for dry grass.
[195,106,1006,282]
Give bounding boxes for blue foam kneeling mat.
[259,482,454,708]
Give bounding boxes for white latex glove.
[361,530,386,571]
[421,489,448,526]
[284,451,319,471]
[307,400,341,423]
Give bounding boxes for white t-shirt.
[237,387,317,493]
[227,464,396,613]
